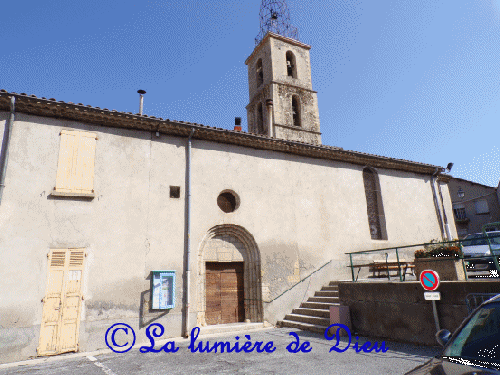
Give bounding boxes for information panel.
[151,270,176,310]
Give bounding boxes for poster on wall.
[151,270,176,310]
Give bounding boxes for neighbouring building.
[448,177,500,238]
[0,0,457,364]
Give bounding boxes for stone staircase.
[278,281,339,334]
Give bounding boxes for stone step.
[300,301,338,310]
[314,290,339,297]
[280,320,328,334]
[307,296,339,304]
[292,308,330,318]
[321,286,339,292]
[198,322,267,337]
[284,313,330,327]
[329,281,341,287]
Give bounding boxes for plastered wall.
[0,113,452,362]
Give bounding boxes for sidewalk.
[0,327,440,374]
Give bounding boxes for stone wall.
[339,280,500,346]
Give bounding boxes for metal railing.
[346,234,500,282]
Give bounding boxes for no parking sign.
[420,270,440,291]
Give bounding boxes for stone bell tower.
[245,0,321,145]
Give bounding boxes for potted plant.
[414,240,466,281]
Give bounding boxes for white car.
[462,231,500,274]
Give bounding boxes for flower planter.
[414,257,466,281]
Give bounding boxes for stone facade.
[448,177,500,237]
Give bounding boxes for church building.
[0,0,456,364]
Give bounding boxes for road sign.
[424,291,441,301]
[420,270,440,291]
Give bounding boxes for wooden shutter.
[38,251,66,355]
[55,131,78,193]
[38,249,85,356]
[55,130,97,194]
[475,200,489,214]
[60,249,85,353]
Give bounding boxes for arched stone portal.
[197,225,263,326]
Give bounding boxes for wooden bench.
[369,261,415,280]
[350,261,415,281]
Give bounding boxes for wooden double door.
[38,249,85,356]
[205,262,245,325]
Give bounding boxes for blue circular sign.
[420,270,440,291]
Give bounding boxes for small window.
[170,186,181,198]
[292,96,301,127]
[475,200,489,214]
[453,203,466,220]
[54,130,97,196]
[286,51,297,78]
[257,103,264,134]
[217,190,239,213]
[256,59,263,86]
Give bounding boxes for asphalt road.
[0,328,440,375]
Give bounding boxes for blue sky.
[1,0,499,187]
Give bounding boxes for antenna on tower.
[255,0,299,46]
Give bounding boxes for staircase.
[278,281,340,334]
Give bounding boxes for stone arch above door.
[197,224,263,326]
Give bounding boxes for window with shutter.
[54,130,97,197]
[475,200,489,214]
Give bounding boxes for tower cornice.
[245,32,311,65]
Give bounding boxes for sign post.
[420,270,441,332]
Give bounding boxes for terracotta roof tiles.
[0,90,444,175]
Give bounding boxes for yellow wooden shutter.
[55,131,77,193]
[74,132,97,194]
[38,250,67,355]
[55,130,97,194]
[59,249,85,353]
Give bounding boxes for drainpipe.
[183,128,195,337]
[0,96,15,205]
[437,178,453,241]
[266,99,274,138]
[431,168,446,241]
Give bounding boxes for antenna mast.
[255,0,299,46]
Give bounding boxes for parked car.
[461,231,500,273]
[405,294,500,374]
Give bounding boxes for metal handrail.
[346,235,500,282]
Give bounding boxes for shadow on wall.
[139,276,171,329]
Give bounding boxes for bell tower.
[245,0,321,145]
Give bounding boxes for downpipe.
[431,168,446,241]
[183,128,195,337]
[437,178,453,241]
[0,96,15,205]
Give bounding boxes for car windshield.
[443,301,500,368]
[462,233,500,247]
